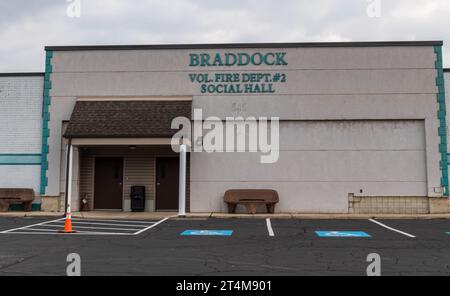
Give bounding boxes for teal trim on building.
[8,203,42,212]
[0,154,41,165]
[434,45,449,196]
[40,50,53,195]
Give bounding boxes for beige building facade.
[39,41,449,214]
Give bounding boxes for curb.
[0,212,64,218]
[186,213,450,220]
[1,212,449,220]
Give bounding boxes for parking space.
[0,217,169,236]
[154,218,270,239]
[269,219,413,240]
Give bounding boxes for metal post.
[178,144,187,217]
[64,138,72,216]
[66,143,74,217]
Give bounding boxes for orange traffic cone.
[60,213,76,233]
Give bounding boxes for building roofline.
[45,41,444,51]
[0,72,44,77]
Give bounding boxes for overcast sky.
[1,0,450,72]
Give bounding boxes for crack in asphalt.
[0,254,39,271]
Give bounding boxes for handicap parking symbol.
[316,231,371,238]
[181,230,233,236]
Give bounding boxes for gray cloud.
[1,0,450,71]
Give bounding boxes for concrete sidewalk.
[0,211,177,220]
[0,211,449,220]
[74,211,177,220]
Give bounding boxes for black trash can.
[131,186,146,212]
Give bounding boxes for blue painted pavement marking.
[316,231,371,238]
[181,230,233,236]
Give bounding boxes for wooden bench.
[224,189,279,214]
[0,189,35,212]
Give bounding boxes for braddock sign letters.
[189,52,288,67]
[188,51,288,94]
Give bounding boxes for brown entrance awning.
[64,100,192,138]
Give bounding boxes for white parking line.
[134,217,171,235]
[39,224,141,232]
[72,218,156,224]
[25,228,61,232]
[0,217,65,234]
[369,219,416,238]
[6,231,134,236]
[50,221,153,228]
[266,218,275,237]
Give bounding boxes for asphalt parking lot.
[0,216,449,276]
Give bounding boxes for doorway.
[156,157,179,211]
[94,157,124,210]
